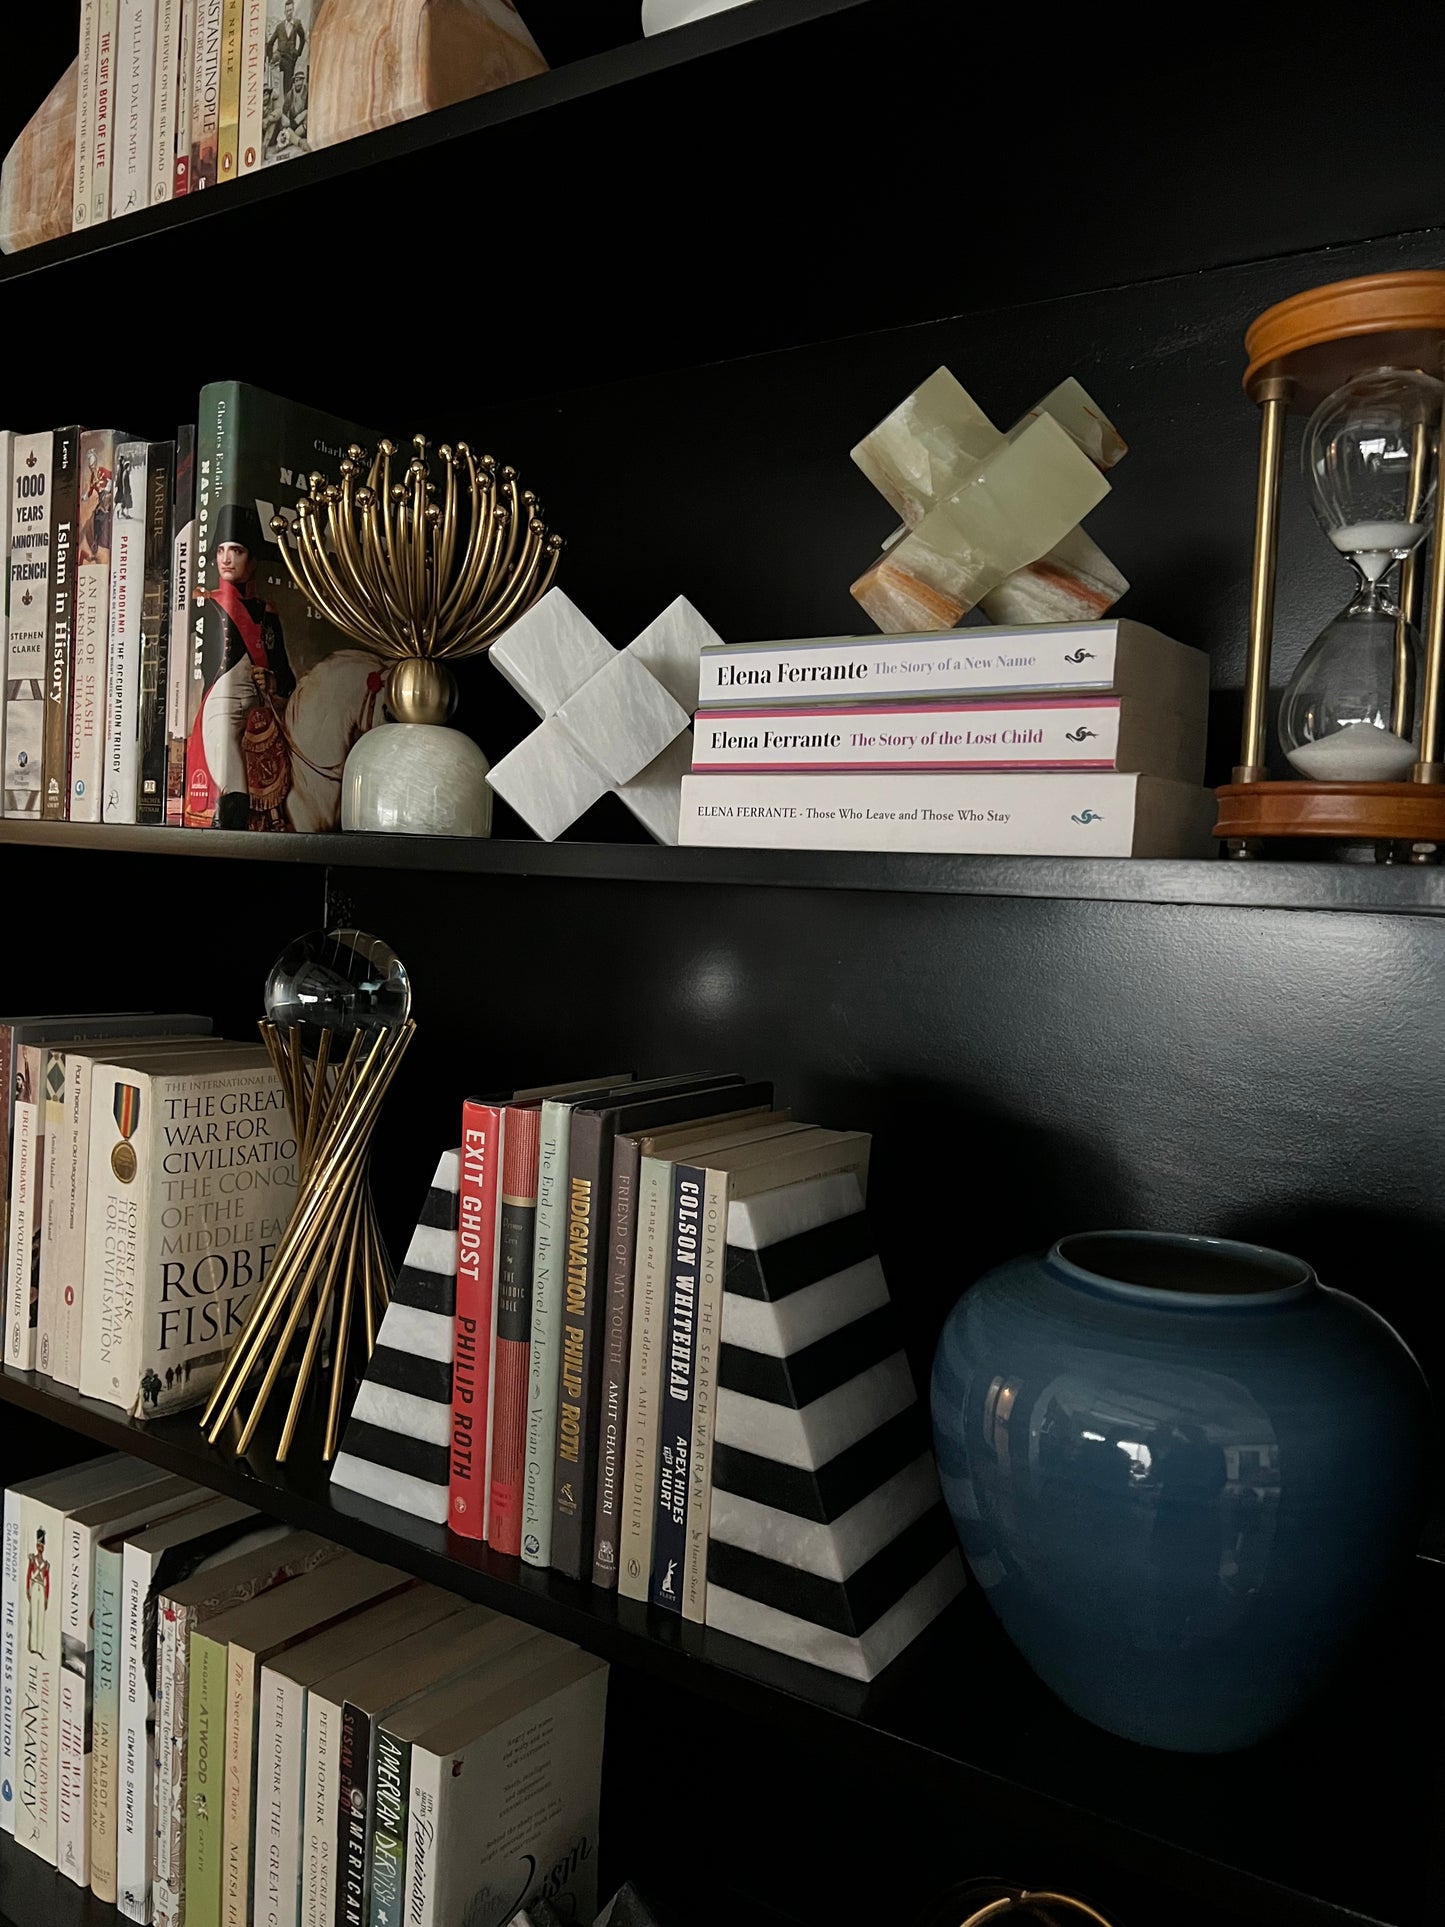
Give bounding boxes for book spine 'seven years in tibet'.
[649,1164,703,1614]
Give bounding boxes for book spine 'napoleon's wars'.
[487,1108,540,1557]
[7,431,53,819]
[42,427,80,820]
[449,1101,504,1540]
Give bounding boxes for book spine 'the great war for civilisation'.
[42,425,80,821]
[137,441,176,824]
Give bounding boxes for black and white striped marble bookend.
[706,1171,964,1681]
[331,1149,460,1526]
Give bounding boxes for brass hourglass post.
[1234,379,1293,785]
[1413,385,1445,784]
[1394,421,1429,739]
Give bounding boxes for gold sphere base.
[387,658,457,727]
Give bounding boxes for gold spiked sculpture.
[201,929,414,1462]
[269,437,562,837]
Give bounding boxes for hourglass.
[1215,271,1445,856]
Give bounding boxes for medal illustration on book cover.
[111,1082,141,1183]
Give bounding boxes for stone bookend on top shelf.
[0,60,75,255]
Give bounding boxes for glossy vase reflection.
[931,1232,1432,1753]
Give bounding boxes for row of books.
[332,1071,961,1678]
[2,381,379,833]
[0,1014,295,1419]
[676,617,1219,856]
[0,1451,605,1925]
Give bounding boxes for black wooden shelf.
[5,816,1445,917]
[2,1365,1438,1927]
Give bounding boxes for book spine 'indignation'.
[648,1164,703,1614]
[449,1101,502,1540]
[137,442,175,823]
[42,426,79,820]
[487,1109,540,1557]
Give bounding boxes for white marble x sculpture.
[487,588,723,843]
[851,368,1129,634]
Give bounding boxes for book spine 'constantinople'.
[42,426,80,821]
[648,1163,702,1614]
[137,442,176,824]
[450,1100,502,1540]
[191,0,224,191]
[7,431,54,819]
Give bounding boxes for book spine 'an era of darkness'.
[137,441,176,823]
[487,1107,540,1557]
[7,430,54,818]
[42,426,80,821]
[70,428,117,820]
[648,1164,703,1614]
[103,439,149,823]
[165,426,195,825]
[550,1111,612,1581]
[450,1100,503,1540]
[90,0,121,225]
[592,1137,641,1588]
[149,0,183,203]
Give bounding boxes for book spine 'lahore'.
[150,0,182,203]
[648,1164,703,1615]
[449,1100,504,1540]
[42,427,80,821]
[90,0,120,225]
[7,430,54,819]
[487,1108,540,1557]
[103,440,149,824]
[70,428,117,821]
[137,442,175,824]
[550,1112,608,1581]
[89,1544,125,1900]
[74,0,100,229]
[592,1136,641,1588]
[165,426,196,825]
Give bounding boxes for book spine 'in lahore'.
[137,442,175,824]
[592,1136,641,1588]
[70,428,117,821]
[89,1544,125,1900]
[7,430,54,819]
[648,1163,702,1615]
[150,0,183,203]
[42,426,80,821]
[103,439,149,824]
[164,427,195,825]
[449,1100,504,1541]
[487,1108,541,1557]
[90,0,120,225]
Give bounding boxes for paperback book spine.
[5,1046,42,1369]
[0,1492,19,1835]
[152,1597,184,1923]
[617,1155,669,1604]
[237,0,265,173]
[150,0,183,202]
[57,1513,118,1882]
[221,1645,258,1927]
[648,1164,703,1614]
[74,0,100,229]
[38,1049,68,1378]
[301,1690,342,1927]
[336,1704,373,1927]
[89,1544,124,1898]
[191,0,223,191]
[103,439,149,824]
[449,1100,504,1541]
[41,426,79,821]
[173,0,196,195]
[71,428,117,821]
[682,1167,728,1623]
[592,1137,641,1588]
[488,1108,540,1557]
[51,1053,99,1386]
[550,1112,611,1580]
[216,0,243,182]
[253,1665,305,1927]
[404,1749,441,1927]
[90,0,120,225]
[185,1630,226,1927]
[164,427,195,825]
[367,1731,409,1927]
[111,0,156,218]
[137,442,175,824]
[7,430,54,819]
[521,1099,572,1568]
[117,1551,151,1919]
[13,1492,64,1863]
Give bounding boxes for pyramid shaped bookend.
[706,1172,964,1681]
[331,1149,459,1526]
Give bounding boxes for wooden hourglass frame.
[1215,270,1445,856]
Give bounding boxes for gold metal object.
[1393,421,1428,738]
[1234,383,1291,784]
[956,1893,1116,1927]
[1414,390,1445,780]
[200,1016,416,1461]
[268,437,562,682]
[387,657,457,726]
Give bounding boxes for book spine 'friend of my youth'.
[71,428,117,821]
[488,1109,540,1557]
[137,442,176,823]
[42,426,80,821]
[649,1165,703,1614]
[7,430,54,819]
[164,427,195,825]
[449,1100,503,1540]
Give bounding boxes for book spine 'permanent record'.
[449,1100,504,1540]
[648,1163,703,1614]
[42,426,80,820]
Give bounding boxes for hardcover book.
[486,1108,541,1557]
[41,425,80,821]
[137,441,176,823]
[7,430,53,818]
[103,438,150,823]
[78,1042,297,1419]
[184,381,383,832]
[165,427,196,825]
[450,1097,505,1542]
[70,428,118,820]
[679,771,1217,859]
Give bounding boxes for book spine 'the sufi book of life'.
[70,429,117,821]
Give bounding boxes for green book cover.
[183,381,382,834]
[185,1629,228,1927]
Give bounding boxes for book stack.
[1,1452,605,1924]
[1,381,386,835]
[0,1010,299,1422]
[334,1074,963,1682]
[677,618,1217,857]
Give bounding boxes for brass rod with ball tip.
[1236,386,1291,783]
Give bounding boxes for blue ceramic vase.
[931,1231,1432,1752]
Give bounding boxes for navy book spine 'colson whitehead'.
[649,1165,703,1614]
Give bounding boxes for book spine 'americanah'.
[449,1100,503,1540]
[42,426,79,821]
[137,442,175,823]
[337,1704,372,1927]
[649,1164,703,1613]
[592,1137,641,1587]
[487,1108,540,1556]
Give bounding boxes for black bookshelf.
[0,1366,1436,1927]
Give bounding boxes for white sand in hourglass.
[1329,521,1422,580]
[1287,718,1418,780]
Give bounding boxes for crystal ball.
[264,929,412,1056]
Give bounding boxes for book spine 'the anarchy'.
[449,1100,503,1540]
[41,428,80,821]
[137,442,176,824]
[488,1108,540,1557]
[648,1164,702,1614]
[7,430,54,819]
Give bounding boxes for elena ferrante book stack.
[677,618,1216,856]
[0,1454,605,1927]
[333,1074,964,1683]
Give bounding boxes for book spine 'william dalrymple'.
[6,431,54,818]
[649,1166,702,1615]
[42,426,80,821]
[111,0,157,219]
